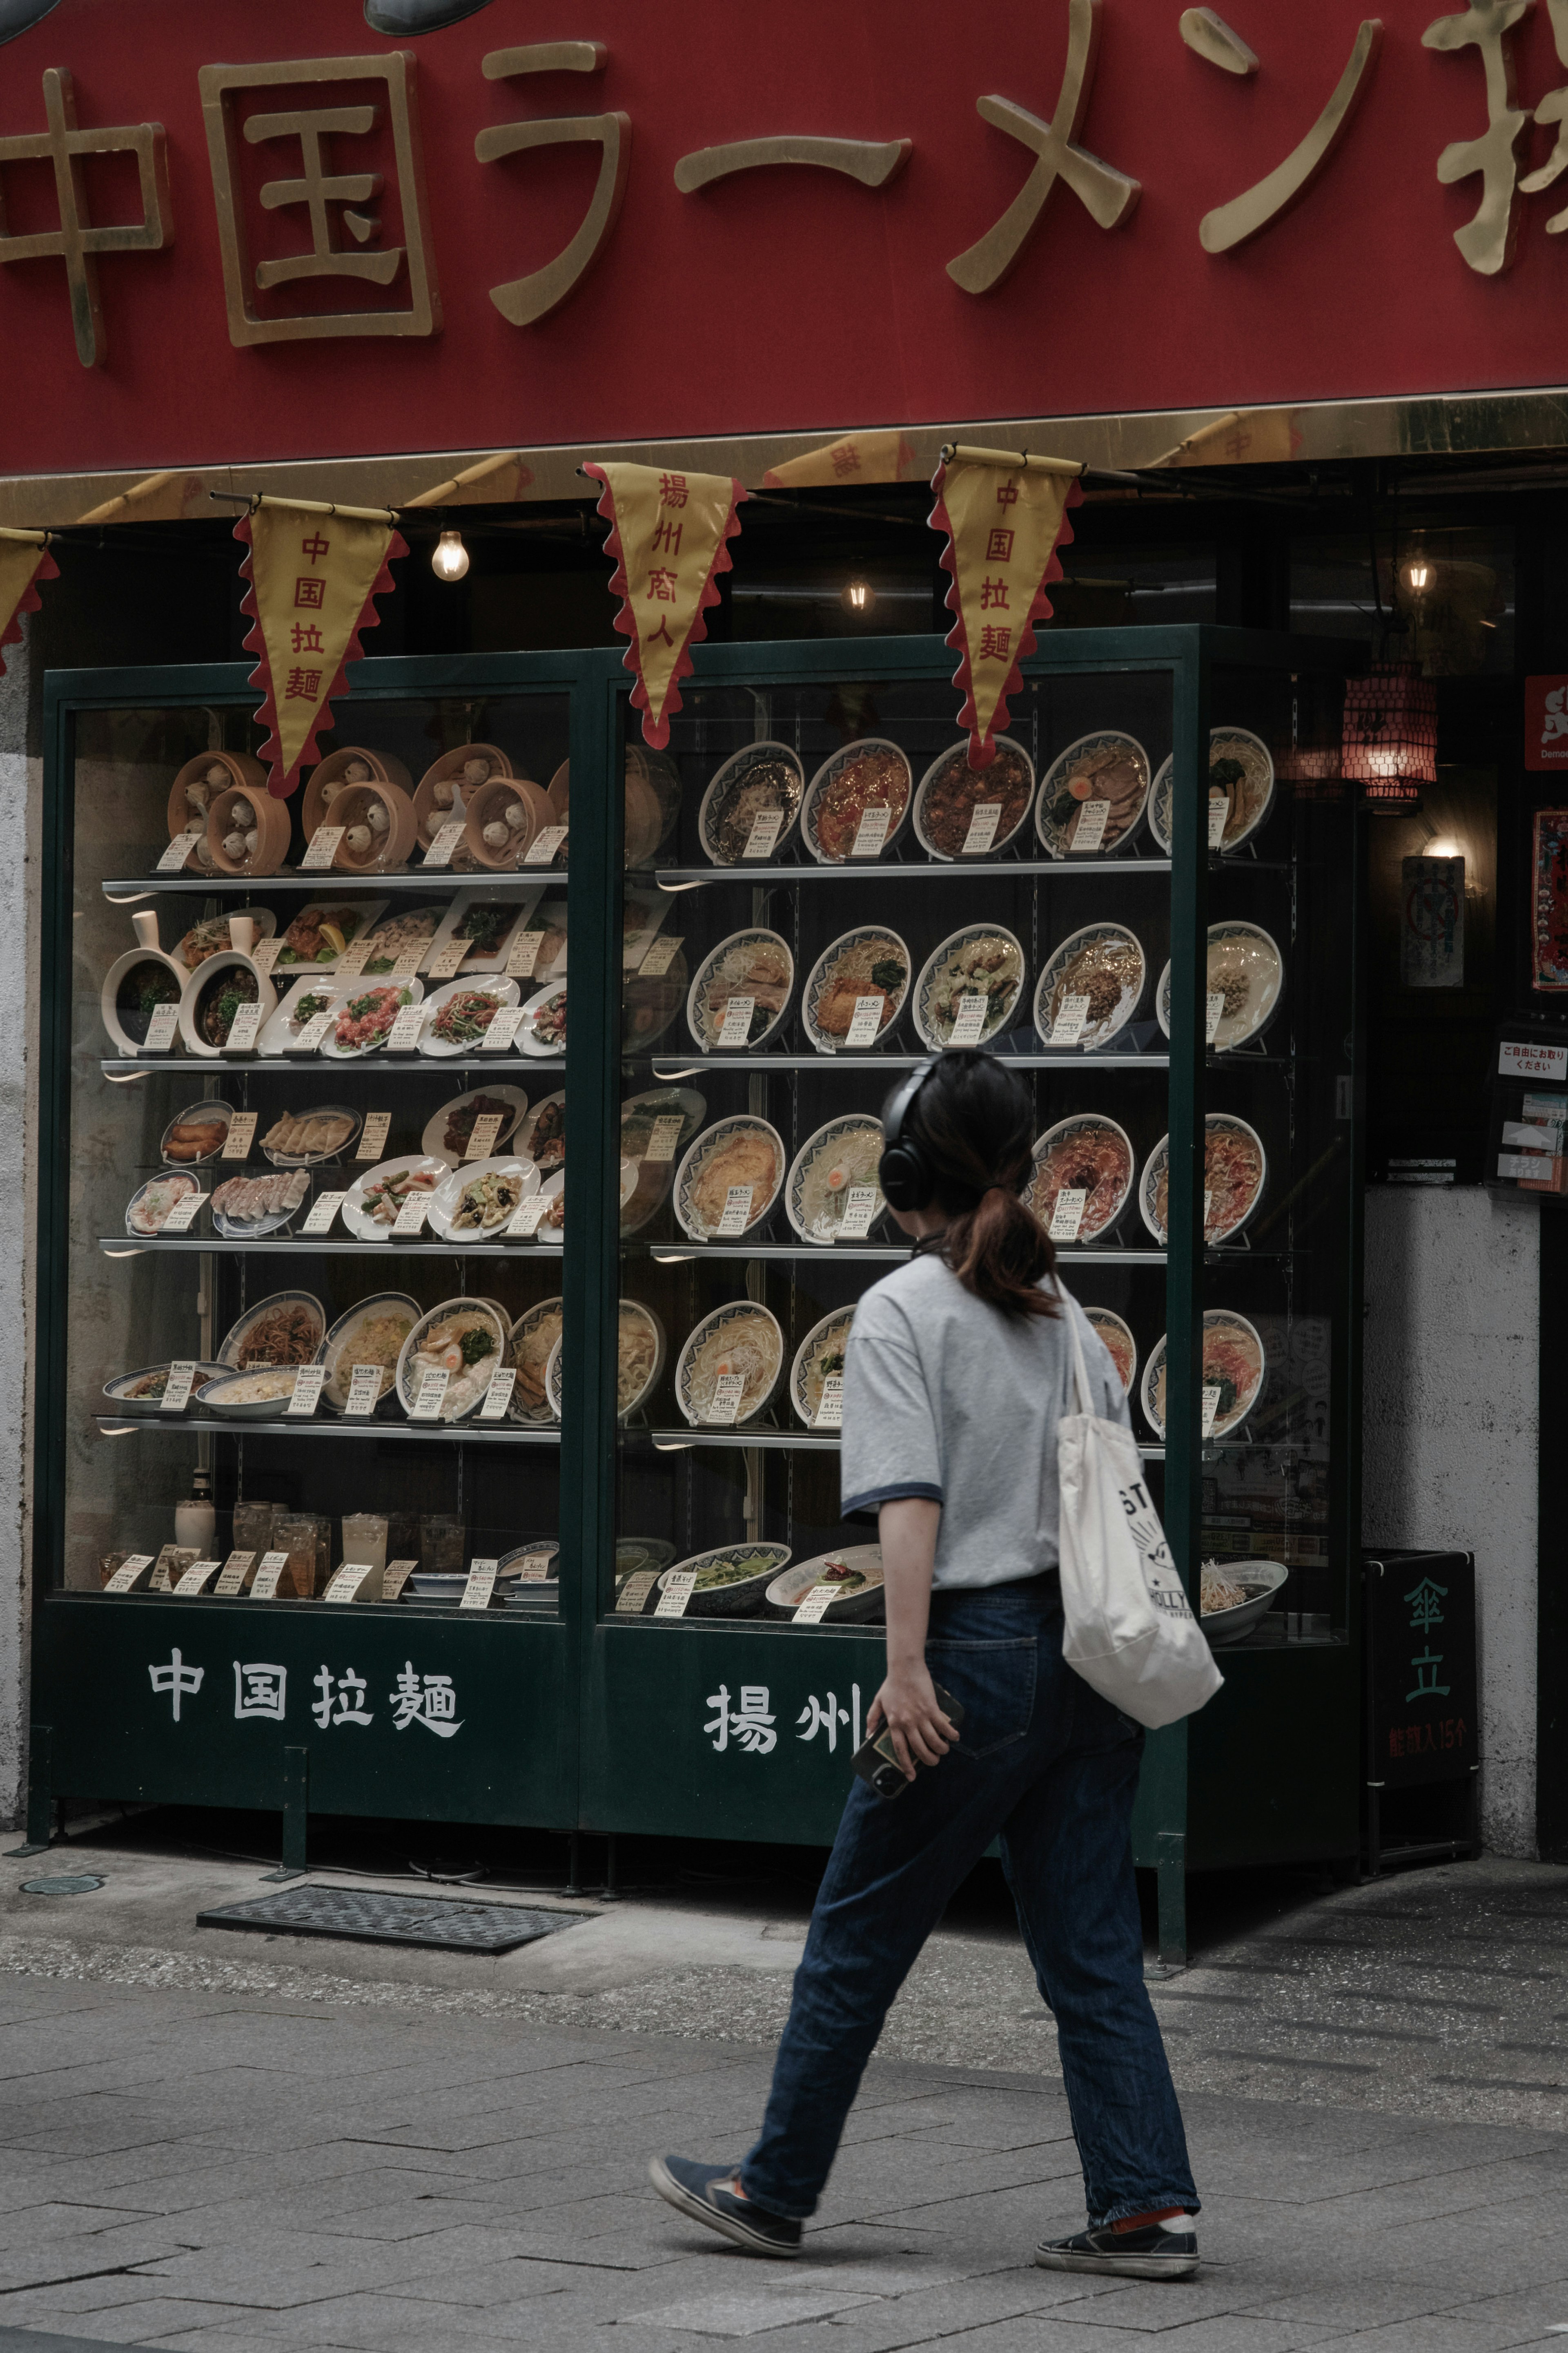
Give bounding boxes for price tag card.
[173,1559,222,1597]
[515,1550,555,1582]
[250,936,283,978]
[222,1110,258,1160]
[426,938,471,983]
[506,1193,551,1238]
[655,1568,697,1618]
[390,942,425,979]
[410,1367,449,1421]
[850,805,891,858]
[644,1114,684,1163]
[387,1003,425,1053]
[159,1360,198,1414]
[250,1550,291,1600]
[324,1561,380,1603]
[1050,994,1091,1048]
[392,1194,428,1237]
[1202,1188,1213,1230]
[523,823,568,866]
[286,1364,327,1417]
[1207,794,1228,849]
[1049,1187,1087,1244]
[291,1010,334,1054]
[300,1190,344,1237]
[1200,1384,1222,1439]
[157,832,196,872]
[1071,799,1111,852]
[704,1372,747,1426]
[423,819,466,868]
[142,1004,179,1053]
[342,1364,384,1418]
[160,1191,206,1235]
[960,802,1004,856]
[506,928,545,980]
[844,996,886,1049]
[334,937,372,979]
[381,1558,417,1602]
[793,1584,837,1624]
[103,1553,155,1595]
[1205,990,1225,1044]
[226,1001,264,1053]
[837,1185,879,1240]
[356,1111,391,1162]
[482,1005,525,1053]
[813,1375,845,1431]
[948,993,990,1048]
[615,1567,657,1614]
[478,1365,517,1420]
[637,932,683,978]
[302,825,345,872]
[716,1184,754,1237]
[463,1112,505,1162]
[149,1546,184,1593]
[717,996,755,1047]
[742,808,784,859]
[213,1549,256,1597]
[461,1559,501,1611]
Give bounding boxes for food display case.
[33,627,1363,1955]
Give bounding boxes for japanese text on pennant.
[582,462,746,747]
[929,449,1080,765]
[235,500,405,798]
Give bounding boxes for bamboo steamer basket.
[414,742,514,850]
[205,781,292,878]
[302,747,413,841]
[324,776,419,873]
[463,776,555,870]
[547,747,677,866]
[168,752,265,876]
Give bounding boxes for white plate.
[316,1291,421,1414]
[673,1115,786,1241]
[216,1289,326,1370]
[518,980,569,1058]
[422,1085,530,1168]
[270,898,388,975]
[766,1546,885,1622]
[912,736,1036,861]
[790,1306,856,1427]
[258,975,356,1057]
[210,1166,313,1240]
[656,1540,793,1617]
[615,1299,666,1420]
[514,1089,566,1173]
[194,1368,304,1421]
[801,737,913,864]
[353,903,447,976]
[509,1296,563,1423]
[515,1167,567,1243]
[125,1171,201,1239]
[697,740,806,864]
[620,1091,704,1237]
[102,1361,228,1416]
[1084,1307,1138,1397]
[620,1086,706,1158]
[416,975,521,1058]
[428,1155,539,1241]
[342,1154,448,1241]
[101,946,188,1056]
[911,923,1027,1051]
[394,1297,510,1422]
[1139,1115,1267,1246]
[1149,727,1276,855]
[1026,1115,1136,1243]
[1156,922,1285,1053]
[1202,1557,1288,1646]
[675,1300,786,1428]
[800,926,912,1054]
[169,908,278,975]
[158,1097,236,1166]
[785,1116,886,1246]
[1141,1311,1266,1441]
[318,978,425,1060]
[1032,922,1146,1052]
[425,885,545,973]
[1035,729,1150,858]
[684,928,794,1051]
[257,1103,363,1167]
[177,952,277,1059]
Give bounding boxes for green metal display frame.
[31,626,1362,1958]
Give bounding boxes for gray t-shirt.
[839,1252,1131,1589]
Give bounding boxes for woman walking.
[650,1049,1199,2278]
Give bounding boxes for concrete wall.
[1363,1185,1539,1857]
[0,624,39,1829]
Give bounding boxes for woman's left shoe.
[648,2155,802,2258]
[1035,2218,1198,2279]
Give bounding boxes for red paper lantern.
[1341,662,1437,810]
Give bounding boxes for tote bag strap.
[1054,1278,1096,1419]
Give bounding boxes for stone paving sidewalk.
[0,1969,1559,2349]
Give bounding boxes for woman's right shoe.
[649,2155,802,2258]
[1035,2218,1199,2279]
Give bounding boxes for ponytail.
[891,1051,1058,1320]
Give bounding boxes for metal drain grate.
[197,1885,592,1955]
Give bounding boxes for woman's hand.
[868,1661,958,1780]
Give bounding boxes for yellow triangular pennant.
[763,429,915,490]
[237,501,405,795]
[929,448,1082,765]
[585,462,745,747]
[0,530,56,678]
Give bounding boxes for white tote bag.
[1056,1286,1223,1730]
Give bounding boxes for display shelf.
[101,1055,566,1079]
[637,1425,1167,1460]
[645,1050,1172,1075]
[95,1414,561,1444]
[632,1240,1172,1264]
[103,870,562,901]
[653,857,1174,889]
[98,1236,563,1258]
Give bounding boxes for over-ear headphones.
[878,1055,942,1212]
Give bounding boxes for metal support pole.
[1156,1830,1187,1967]
[263,1747,309,1882]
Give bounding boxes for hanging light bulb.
[840,576,875,616]
[1403,558,1432,594]
[431,529,470,582]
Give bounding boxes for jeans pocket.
[924,1637,1037,1758]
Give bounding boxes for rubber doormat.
[198,1884,591,1954]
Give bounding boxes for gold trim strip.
[939,444,1085,477]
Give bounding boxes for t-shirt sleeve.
[840,1307,943,1520]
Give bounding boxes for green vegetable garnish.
[870,958,905,993]
[460,1327,497,1367]
[1209,757,1246,790]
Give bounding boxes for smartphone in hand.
[850,1685,964,1800]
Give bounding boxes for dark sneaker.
[1035,2218,1198,2279]
[0,0,64,45]
[364,0,493,31]
[649,2155,802,2259]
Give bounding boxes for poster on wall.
[1532,811,1568,992]
[1400,856,1464,988]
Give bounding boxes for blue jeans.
[740,1575,1198,2225]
